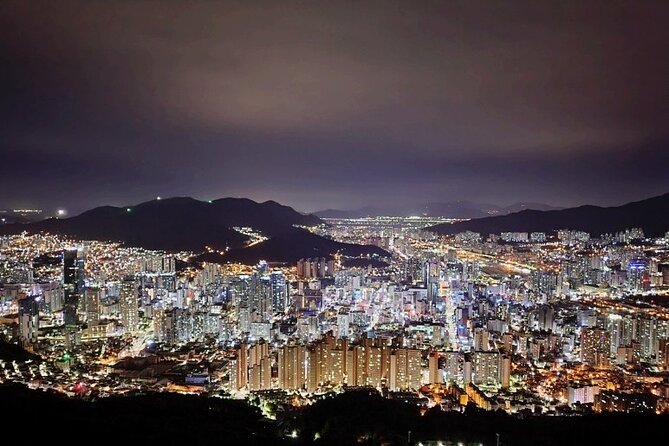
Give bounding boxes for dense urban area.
[2,213,669,431]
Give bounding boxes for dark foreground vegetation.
[0,384,664,445]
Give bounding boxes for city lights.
[0,216,667,418]
[3,0,668,441]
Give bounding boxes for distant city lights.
[1,215,668,424]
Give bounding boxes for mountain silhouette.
[0,197,322,252]
[428,192,669,237]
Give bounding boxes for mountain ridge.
[0,197,322,252]
[428,192,669,237]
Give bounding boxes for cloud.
[1,0,668,211]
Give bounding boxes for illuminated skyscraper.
[296,258,335,278]
[473,327,490,351]
[248,273,267,322]
[581,327,611,367]
[472,351,500,385]
[327,345,346,384]
[659,339,669,368]
[269,271,288,314]
[63,248,84,327]
[389,348,422,391]
[442,351,463,382]
[85,287,101,326]
[501,355,511,389]
[307,344,323,392]
[428,351,440,384]
[537,305,555,332]
[278,344,306,390]
[349,344,377,387]
[18,295,39,347]
[248,341,271,390]
[235,342,248,390]
[637,317,659,360]
[425,258,440,304]
[120,277,138,335]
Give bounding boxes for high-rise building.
[349,345,365,386]
[366,345,383,387]
[537,305,554,332]
[473,327,490,351]
[327,345,346,384]
[637,317,659,360]
[296,258,335,278]
[18,295,39,347]
[581,327,611,367]
[346,341,384,388]
[389,348,422,391]
[235,342,248,390]
[567,385,599,405]
[428,351,440,384]
[307,344,323,392]
[658,339,669,368]
[120,277,138,335]
[442,351,463,382]
[140,255,176,274]
[85,287,101,326]
[279,344,306,390]
[472,351,500,385]
[247,341,271,391]
[530,232,547,243]
[63,248,84,327]
[269,271,288,314]
[249,273,271,322]
[500,355,511,389]
[531,270,558,297]
[501,332,513,354]
[154,307,185,345]
[463,358,472,385]
[607,314,638,357]
[425,258,440,304]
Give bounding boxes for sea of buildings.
[1,218,669,416]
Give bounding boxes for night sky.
[2,1,668,213]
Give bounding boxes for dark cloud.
[1,0,668,213]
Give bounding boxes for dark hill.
[0,339,39,362]
[0,197,322,252]
[0,384,666,445]
[0,383,281,445]
[429,192,669,237]
[195,229,390,265]
[292,389,668,446]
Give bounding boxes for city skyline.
[2,1,669,212]
[3,2,669,442]
[3,213,669,443]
